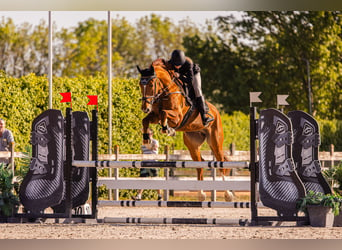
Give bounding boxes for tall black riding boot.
[196,96,214,126]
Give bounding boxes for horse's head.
[137,65,162,114]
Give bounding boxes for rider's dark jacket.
[168,57,195,86]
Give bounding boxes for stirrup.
[203,118,214,126]
[202,114,214,126]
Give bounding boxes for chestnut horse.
[137,59,233,201]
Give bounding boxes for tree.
[55,14,199,78]
[28,20,49,76]
[69,18,108,76]
[236,11,342,119]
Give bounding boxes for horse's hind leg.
[207,127,234,202]
[183,131,206,201]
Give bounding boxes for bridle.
[139,73,183,106]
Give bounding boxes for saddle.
[169,78,196,130]
[173,77,195,107]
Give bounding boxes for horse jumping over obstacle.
[137,59,233,201]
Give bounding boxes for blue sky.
[0,11,239,29]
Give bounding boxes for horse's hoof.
[224,190,234,202]
[198,191,206,201]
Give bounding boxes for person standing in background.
[0,118,15,165]
[133,128,162,201]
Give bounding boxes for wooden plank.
[97,177,250,191]
[0,151,29,159]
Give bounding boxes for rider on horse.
[167,49,214,127]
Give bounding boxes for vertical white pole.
[48,11,53,109]
[108,10,112,154]
[108,11,118,200]
[306,59,312,115]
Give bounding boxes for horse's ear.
[136,65,142,74]
[149,65,155,74]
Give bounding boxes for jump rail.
[97,177,250,191]
[72,160,249,169]
[102,217,248,226]
[98,200,265,208]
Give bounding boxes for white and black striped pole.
[72,160,249,169]
[99,200,265,208]
[103,217,248,226]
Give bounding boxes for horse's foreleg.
[142,114,158,144]
[160,110,168,134]
[160,110,176,136]
[142,117,150,144]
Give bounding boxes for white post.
[108,10,112,155]
[107,11,116,200]
[48,11,53,109]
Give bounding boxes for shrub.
[296,190,341,216]
[0,163,19,217]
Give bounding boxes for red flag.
[60,92,72,108]
[60,92,71,102]
[87,95,98,110]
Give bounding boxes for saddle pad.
[52,111,90,213]
[288,110,331,194]
[258,108,306,216]
[19,109,65,215]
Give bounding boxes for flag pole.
[108,11,112,155]
[108,11,116,200]
[48,11,53,109]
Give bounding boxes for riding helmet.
[170,50,186,66]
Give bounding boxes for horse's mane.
[151,58,166,67]
[151,58,173,82]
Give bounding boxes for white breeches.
[193,72,202,97]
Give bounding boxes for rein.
[140,73,183,105]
